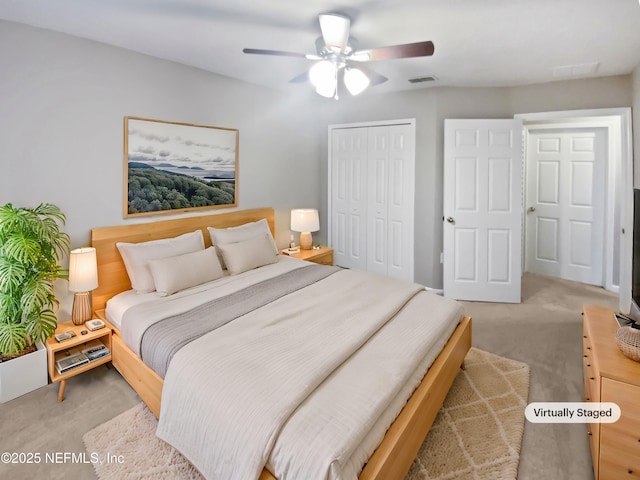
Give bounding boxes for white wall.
[0,20,324,246]
[0,20,324,316]
[2,20,636,297]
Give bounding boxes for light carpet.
[83,348,529,480]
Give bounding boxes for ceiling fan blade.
[347,63,388,86]
[289,71,309,83]
[352,41,434,61]
[243,48,310,59]
[319,13,350,52]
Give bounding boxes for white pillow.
[207,218,277,269]
[116,230,205,293]
[148,247,224,296]
[217,233,278,275]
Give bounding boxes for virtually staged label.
[525,402,620,423]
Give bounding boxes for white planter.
[0,341,47,403]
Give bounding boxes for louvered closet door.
[331,127,368,271]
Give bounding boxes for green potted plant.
[0,203,70,402]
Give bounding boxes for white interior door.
[386,124,415,281]
[330,127,368,271]
[443,119,523,303]
[367,126,389,276]
[367,124,415,281]
[525,128,606,285]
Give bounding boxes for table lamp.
[68,247,98,325]
[291,208,319,250]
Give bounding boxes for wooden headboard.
[90,207,275,312]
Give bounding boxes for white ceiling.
[2,0,640,95]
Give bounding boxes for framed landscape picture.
[124,117,238,217]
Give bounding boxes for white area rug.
[83,348,529,480]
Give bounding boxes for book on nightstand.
[81,340,110,361]
[281,248,300,255]
[56,352,90,374]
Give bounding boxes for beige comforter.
[156,268,462,480]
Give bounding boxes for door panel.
[331,128,368,270]
[367,126,389,276]
[488,229,511,282]
[525,128,606,285]
[387,124,415,281]
[454,228,478,281]
[444,119,522,302]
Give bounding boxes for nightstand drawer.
[282,246,334,266]
[309,250,333,265]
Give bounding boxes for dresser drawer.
[583,353,601,473]
[583,356,597,401]
[599,377,640,479]
[583,328,600,401]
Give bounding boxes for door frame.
[515,108,633,311]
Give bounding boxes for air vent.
[408,75,438,84]
[551,62,599,78]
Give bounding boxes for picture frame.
[124,116,238,217]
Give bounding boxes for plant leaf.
[25,308,57,344]
[0,321,28,356]
[2,234,41,264]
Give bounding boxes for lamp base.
[300,232,313,250]
[71,292,92,326]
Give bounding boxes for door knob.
[446,217,455,223]
[527,206,536,213]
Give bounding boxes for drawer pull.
[587,363,591,367]
[590,377,595,380]
[628,469,633,474]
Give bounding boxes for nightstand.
[283,245,334,265]
[45,320,112,402]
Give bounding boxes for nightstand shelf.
[282,245,334,265]
[45,320,112,402]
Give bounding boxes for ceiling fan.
[243,13,434,99]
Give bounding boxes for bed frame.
[91,207,472,480]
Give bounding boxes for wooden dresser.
[583,305,640,479]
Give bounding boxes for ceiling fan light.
[309,60,334,86]
[344,67,370,95]
[309,60,337,97]
[315,82,336,98]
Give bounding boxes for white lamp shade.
[318,14,350,51]
[291,209,320,233]
[68,247,98,292]
[344,67,370,96]
[309,60,337,98]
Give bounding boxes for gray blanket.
[140,264,339,378]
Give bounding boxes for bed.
[91,207,471,480]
